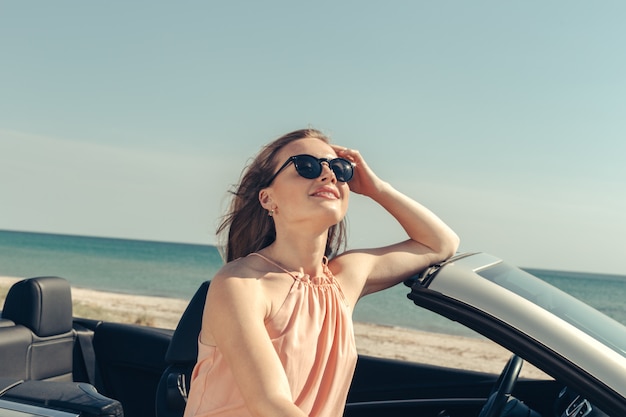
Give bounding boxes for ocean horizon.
[1,229,625,337]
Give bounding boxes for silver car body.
[409,252,626,404]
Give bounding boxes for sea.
[1,230,625,338]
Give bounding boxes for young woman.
[184,129,460,417]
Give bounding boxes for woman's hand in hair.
[332,146,385,199]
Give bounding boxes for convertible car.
[0,252,624,417]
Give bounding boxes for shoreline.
[0,276,547,378]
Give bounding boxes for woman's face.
[261,138,350,231]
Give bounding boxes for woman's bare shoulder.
[202,256,276,345]
[327,250,375,304]
[206,256,273,314]
[328,249,376,275]
[211,254,274,286]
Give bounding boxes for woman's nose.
[319,161,337,183]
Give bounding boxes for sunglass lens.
[331,159,354,182]
[293,155,322,179]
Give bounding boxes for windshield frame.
[476,261,626,359]
[409,252,626,399]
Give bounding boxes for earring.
[268,209,274,217]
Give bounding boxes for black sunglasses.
[266,154,355,186]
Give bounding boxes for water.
[0,230,222,298]
[1,230,625,337]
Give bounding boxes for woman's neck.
[261,231,328,277]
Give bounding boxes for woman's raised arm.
[330,146,460,300]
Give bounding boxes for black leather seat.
[0,377,124,417]
[155,281,209,417]
[1,277,124,416]
[1,276,75,381]
[0,318,16,327]
[0,324,31,379]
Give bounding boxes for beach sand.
[0,276,548,379]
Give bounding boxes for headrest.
[2,276,73,337]
[165,281,210,363]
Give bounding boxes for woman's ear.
[258,188,273,211]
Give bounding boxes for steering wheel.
[478,354,523,417]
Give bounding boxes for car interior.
[0,276,610,417]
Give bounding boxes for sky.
[1,1,625,275]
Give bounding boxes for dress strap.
[248,252,300,280]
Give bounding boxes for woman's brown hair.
[217,129,348,262]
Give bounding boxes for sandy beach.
[0,276,548,379]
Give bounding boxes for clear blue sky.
[1,1,625,275]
